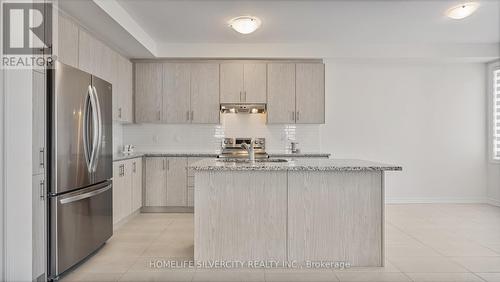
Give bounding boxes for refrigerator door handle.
[82,86,92,172]
[87,85,100,173]
[59,184,112,205]
[91,85,103,173]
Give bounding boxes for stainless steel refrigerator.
[48,62,113,279]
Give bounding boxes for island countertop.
[189,158,402,172]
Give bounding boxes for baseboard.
[141,206,194,213]
[487,198,500,207]
[386,197,488,204]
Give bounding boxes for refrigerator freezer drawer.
[50,181,113,277]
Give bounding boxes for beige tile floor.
[61,204,500,282]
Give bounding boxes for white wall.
[321,60,487,203]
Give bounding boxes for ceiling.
[117,0,499,45]
[60,0,500,60]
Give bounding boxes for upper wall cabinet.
[267,63,325,124]
[135,63,163,123]
[56,13,79,68]
[162,63,191,123]
[78,29,114,83]
[295,63,325,124]
[220,63,266,103]
[267,63,296,124]
[114,54,133,123]
[190,63,220,124]
[136,62,220,124]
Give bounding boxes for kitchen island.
[190,159,401,267]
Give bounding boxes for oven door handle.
[59,184,111,205]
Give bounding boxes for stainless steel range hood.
[220,103,266,114]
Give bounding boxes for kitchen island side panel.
[194,171,287,262]
[287,171,383,266]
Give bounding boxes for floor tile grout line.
[385,219,482,271]
[471,271,490,282]
[401,271,415,282]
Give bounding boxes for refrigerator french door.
[48,62,113,278]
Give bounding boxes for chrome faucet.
[241,139,255,161]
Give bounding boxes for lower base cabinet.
[113,158,142,225]
[144,156,202,209]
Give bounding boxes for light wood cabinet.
[56,13,78,68]
[131,159,143,212]
[162,63,191,123]
[32,174,45,280]
[113,161,132,224]
[136,62,220,124]
[166,157,188,206]
[112,162,121,224]
[190,63,220,124]
[220,63,266,103]
[220,63,243,103]
[267,63,325,124]
[295,63,325,124]
[114,55,133,123]
[135,63,163,123]
[267,63,296,124]
[113,158,142,225]
[144,157,167,206]
[243,63,267,103]
[79,29,109,80]
[134,60,324,125]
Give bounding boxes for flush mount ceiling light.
[228,16,261,34]
[446,2,479,19]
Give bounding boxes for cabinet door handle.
[39,148,45,169]
[186,110,190,121]
[162,159,166,170]
[157,111,161,121]
[39,180,45,200]
[296,111,300,121]
[118,107,122,118]
[190,111,194,121]
[243,91,247,102]
[291,111,295,121]
[167,159,170,171]
[239,91,242,102]
[133,162,136,173]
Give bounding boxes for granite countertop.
[113,152,331,161]
[189,158,402,172]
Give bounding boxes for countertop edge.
[189,166,402,172]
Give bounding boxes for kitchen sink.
[216,158,288,163]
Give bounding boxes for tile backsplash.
[120,114,321,153]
